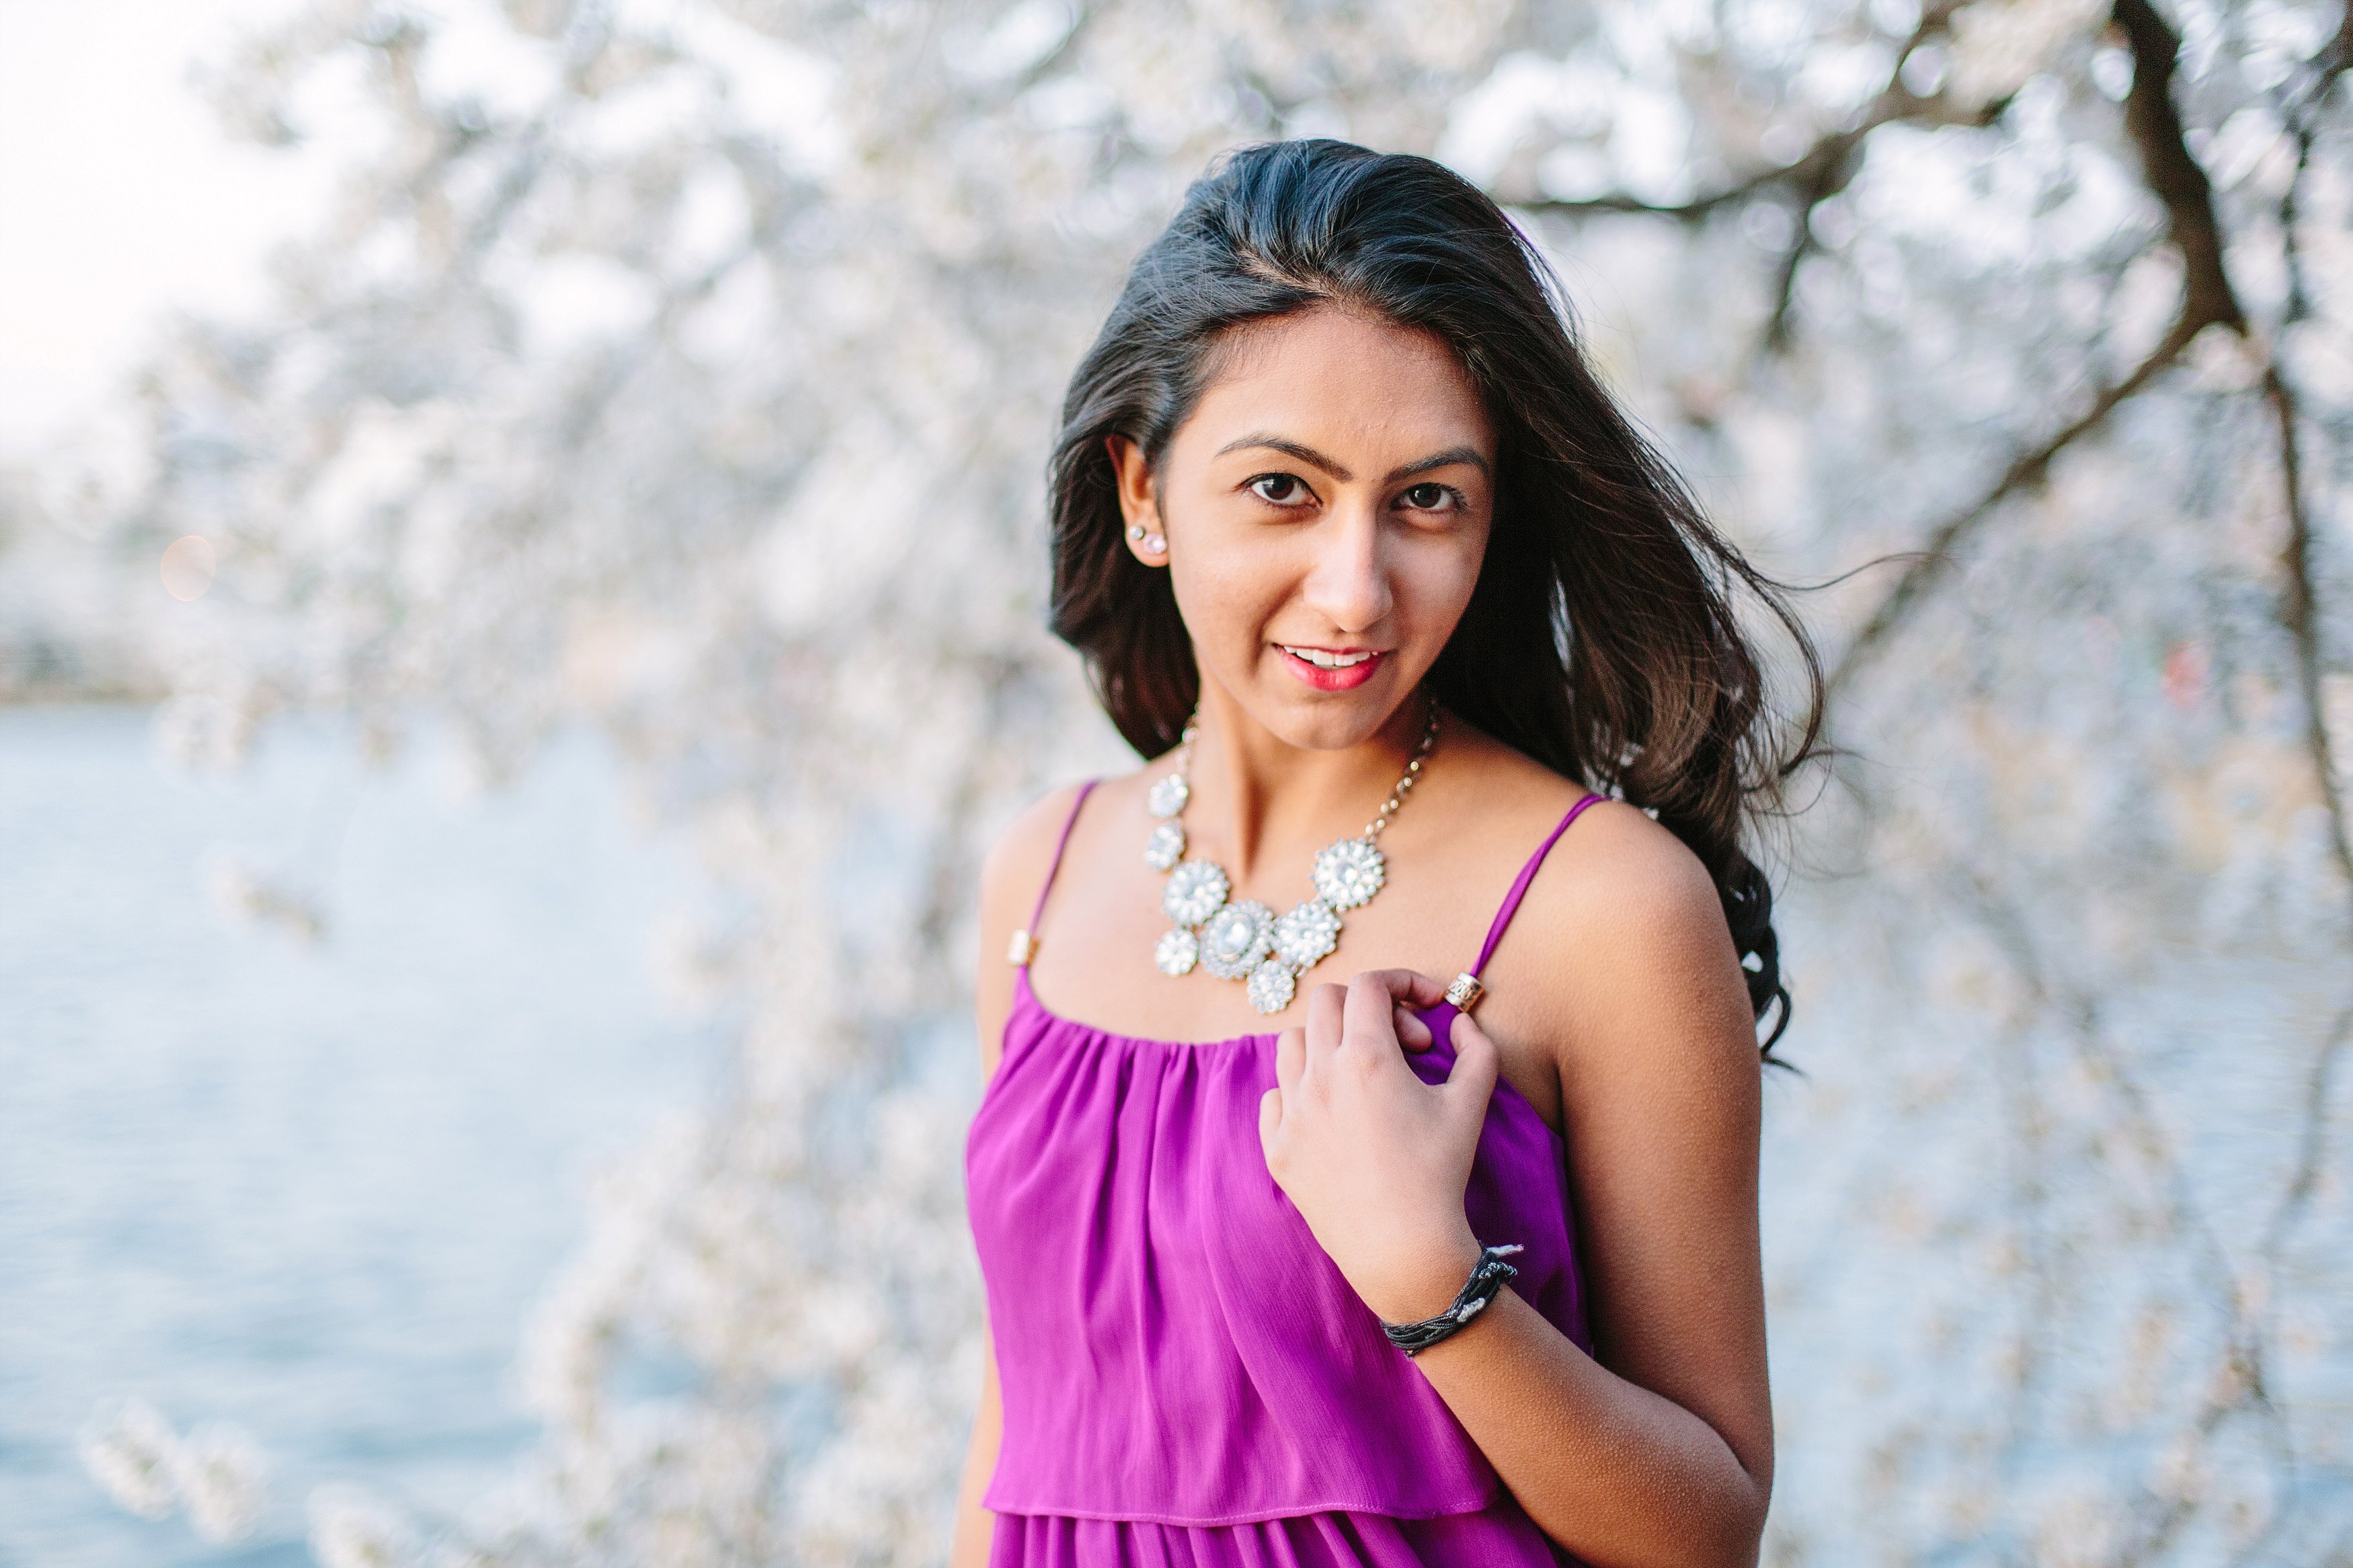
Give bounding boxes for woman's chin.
[1234,667,1418,751]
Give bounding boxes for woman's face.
[1109,304,1497,753]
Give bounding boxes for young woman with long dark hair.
[956,139,1819,1568]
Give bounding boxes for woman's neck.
[1189,684,1430,882]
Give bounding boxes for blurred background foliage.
[7,0,2352,1563]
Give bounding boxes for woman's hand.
[1257,969,1501,1324]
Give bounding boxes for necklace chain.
[1144,698,1440,1016]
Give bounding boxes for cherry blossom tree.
[62,0,2353,1562]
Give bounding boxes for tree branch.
[2262,1002,2353,1260]
[1829,0,2246,696]
[1517,122,1864,221]
[2112,0,2243,335]
[1518,85,1995,222]
[1515,15,2005,378]
[2262,84,2353,897]
[1760,136,1855,352]
[1517,1,1981,224]
[1826,310,2209,698]
[2264,362,2353,892]
[1964,874,2292,1567]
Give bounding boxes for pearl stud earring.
[1142,532,1166,555]
[1127,524,1146,541]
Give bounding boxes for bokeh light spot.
[160,536,215,602]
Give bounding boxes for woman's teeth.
[1281,647,1375,669]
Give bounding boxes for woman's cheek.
[1394,550,1482,668]
[1175,550,1290,668]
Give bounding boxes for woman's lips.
[1278,645,1386,691]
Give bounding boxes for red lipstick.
[1279,645,1386,692]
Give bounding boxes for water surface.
[0,706,708,1565]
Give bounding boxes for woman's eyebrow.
[1385,445,1491,482]
[1211,436,1492,483]
[1214,434,1352,479]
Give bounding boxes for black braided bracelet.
[1379,1244,1523,1356]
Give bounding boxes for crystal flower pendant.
[1143,702,1439,1016]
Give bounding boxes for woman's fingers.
[1441,1007,1502,1124]
[1302,981,1347,1075]
[1275,1024,1307,1093]
[1351,968,1453,1012]
[1341,970,1447,1057]
[1341,971,1402,1054]
[1258,1085,1283,1151]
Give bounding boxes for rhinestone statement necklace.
[1146,702,1440,1016]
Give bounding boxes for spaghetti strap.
[1027,780,1100,934]
[1467,792,1605,977]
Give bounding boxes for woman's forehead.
[1182,308,1492,460]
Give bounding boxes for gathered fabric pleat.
[967,976,1593,1563]
[990,1503,1572,1567]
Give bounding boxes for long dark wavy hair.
[1047,140,1823,1053]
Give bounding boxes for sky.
[0,0,327,459]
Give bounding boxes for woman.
[956,140,1819,1568]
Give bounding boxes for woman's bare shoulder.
[978,769,1156,916]
[1538,800,1727,945]
[981,782,1092,921]
[974,772,1160,1073]
[1497,794,1758,1090]
[1439,714,1753,1085]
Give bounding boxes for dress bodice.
[965,968,1593,1527]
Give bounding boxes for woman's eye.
[1400,483,1453,511]
[1250,474,1309,505]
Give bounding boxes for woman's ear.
[1105,435,1168,566]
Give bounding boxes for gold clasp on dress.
[1445,972,1484,1013]
[1007,929,1039,966]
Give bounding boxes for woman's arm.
[1259,811,1771,1568]
[951,784,1089,1568]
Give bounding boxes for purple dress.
[966,785,1605,1566]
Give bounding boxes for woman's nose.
[1300,506,1392,633]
